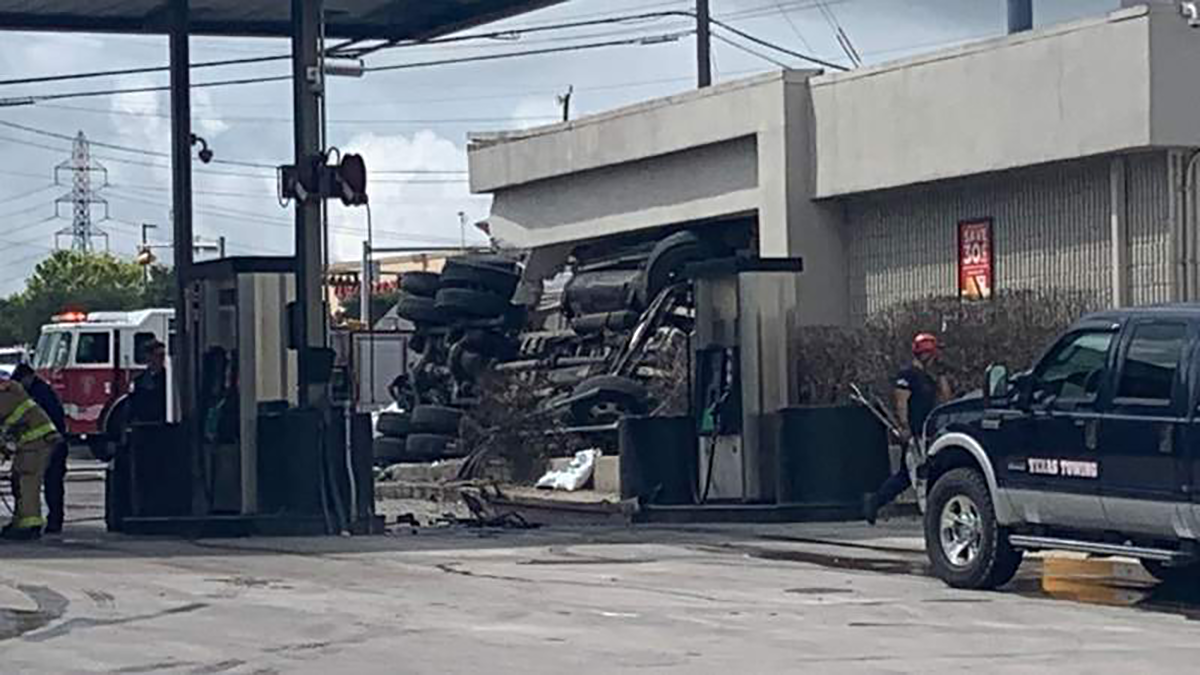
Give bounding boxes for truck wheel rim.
[939,495,983,568]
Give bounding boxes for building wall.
[811,5,1155,199]
[845,152,1172,321]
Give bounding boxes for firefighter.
[10,364,67,533]
[0,378,60,540]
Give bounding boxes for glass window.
[33,333,54,369]
[75,332,110,365]
[1035,330,1115,402]
[134,333,157,365]
[1116,322,1187,404]
[51,333,73,369]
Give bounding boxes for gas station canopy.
[0,0,565,39]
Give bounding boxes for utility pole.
[293,0,327,408]
[458,211,468,249]
[168,0,201,516]
[218,235,226,259]
[696,0,712,88]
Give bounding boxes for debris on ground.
[535,449,601,491]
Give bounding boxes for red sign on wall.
[958,219,994,300]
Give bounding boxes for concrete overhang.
[468,71,820,252]
[469,70,814,194]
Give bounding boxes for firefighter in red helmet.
[864,332,952,525]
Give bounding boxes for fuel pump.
[688,256,803,504]
[696,347,740,503]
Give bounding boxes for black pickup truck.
[919,305,1200,589]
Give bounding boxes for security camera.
[1183,1,1200,29]
[190,133,214,164]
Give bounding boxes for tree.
[0,297,23,347]
[142,265,176,308]
[3,251,169,345]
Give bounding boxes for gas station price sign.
[958,218,994,300]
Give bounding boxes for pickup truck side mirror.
[985,364,1009,406]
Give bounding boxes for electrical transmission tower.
[54,131,109,253]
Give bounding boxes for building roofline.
[469,69,817,148]
[811,4,1150,89]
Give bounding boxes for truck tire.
[435,287,509,318]
[441,259,520,299]
[401,271,441,298]
[636,231,717,307]
[411,405,464,435]
[396,292,443,324]
[924,467,1023,590]
[376,411,411,439]
[569,375,650,425]
[374,437,406,466]
[405,433,459,462]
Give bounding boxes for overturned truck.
[374,225,753,469]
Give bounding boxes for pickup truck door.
[1003,326,1117,530]
[1098,319,1194,537]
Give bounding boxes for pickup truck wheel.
[925,468,1023,590]
[1141,560,1200,586]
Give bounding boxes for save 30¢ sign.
[958,218,994,300]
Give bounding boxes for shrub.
[795,290,1101,405]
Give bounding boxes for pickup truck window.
[1114,322,1186,405]
[1034,330,1114,403]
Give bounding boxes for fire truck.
[32,309,173,451]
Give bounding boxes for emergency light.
[51,311,87,323]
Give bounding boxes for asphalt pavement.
[0,476,1198,673]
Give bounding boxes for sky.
[0,0,1121,295]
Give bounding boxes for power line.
[22,106,558,128]
[0,201,54,221]
[712,33,790,69]
[0,130,470,184]
[0,183,57,206]
[363,32,692,73]
[773,0,816,52]
[703,17,848,71]
[0,31,693,106]
[0,53,290,88]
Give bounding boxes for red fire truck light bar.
[51,311,88,323]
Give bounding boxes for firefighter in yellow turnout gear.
[0,379,60,541]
